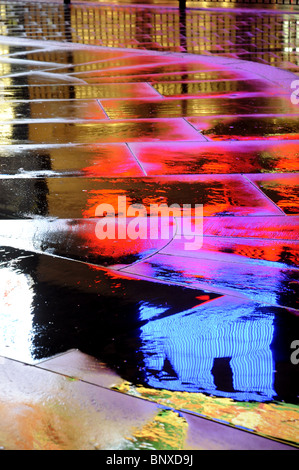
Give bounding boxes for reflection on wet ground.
[0,120,203,145]
[0,175,288,219]
[130,141,299,174]
[1,245,297,406]
[249,174,299,215]
[100,96,299,119]
[186,116,299,141]
[0,144,144,177]
[0,0,298,450]
[0,1,298,74]
[0,218,173,266]
[0,99,108,121]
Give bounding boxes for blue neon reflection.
[139,296,276,402]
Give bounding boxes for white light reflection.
[0,267,35,363]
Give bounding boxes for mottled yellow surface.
[115,382,299,446]
[124,409,188,450]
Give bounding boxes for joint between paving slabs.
[96,99,111,119]
[182,116,209,140]
[242,174,289,216]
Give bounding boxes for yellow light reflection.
[0,97,14,144]
[0,37,14,144]
[0,5,8,36]
[0,45,9,56]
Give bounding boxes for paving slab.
[0,218,174,267]
[100,96,299,119]
[0,143,144,177]
[129,140,299,174]
[186,115,299,140]
[0,82,162,100]
[151,78,283,97]
[0,99,108,122]
[0,174,285,219]
[0,119,203,145]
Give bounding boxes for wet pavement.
[0,0,298,451]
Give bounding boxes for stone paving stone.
[0,143,143,177]
[151,78,284,97]
[0,83,161,100]
[100,95,299,119]
[130,140,299,174]
[248,173,299,215]
[0,99,107,121]
[0,118,202,145]
[0,175,284,219]
[180,411,295,451]
[85,69,244,83]
[186,115,299,140]
[0,218,174,267]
